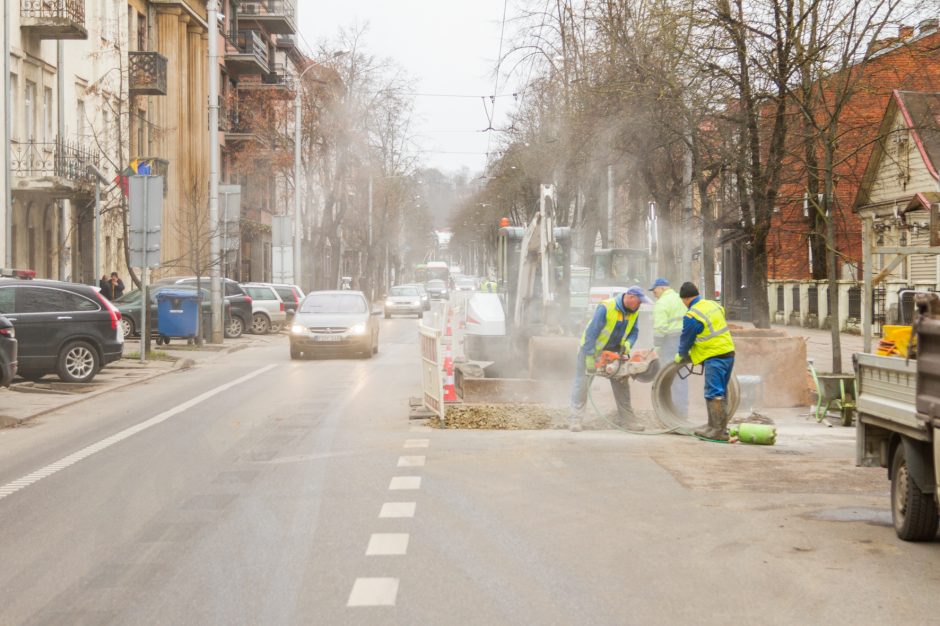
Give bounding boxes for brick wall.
[769,28,940,280]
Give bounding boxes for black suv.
[0,277,124,383]
[0,314,17,387]
[153,276,252,338]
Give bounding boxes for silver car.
[242,283,287,334]
[384,285,424,318]
[289,291,380,359]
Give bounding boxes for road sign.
[272,245,293,283]
[272,215,293,248]
[129,176,163,269]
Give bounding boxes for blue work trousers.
[657,333,688,417]
[570,351,633,418]
[703,356,735,400]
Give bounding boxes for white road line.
[389,476,422,490]
[403,438,429,448]
[366,533,409,556]
[347,578,399,607]
[0,364,279,502]
[397,455,426,467]
[379,502,416,518]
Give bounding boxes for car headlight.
[349,323,367,335]
[291,324,307,334]
[385,300,394,306]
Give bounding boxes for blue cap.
[649,277,670,290]
[625,285,653,304]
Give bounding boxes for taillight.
[0,327,13,338]
[245,296,253,303]
[95,291,121,330]
[279,302,285,312]
[291,288,301,302]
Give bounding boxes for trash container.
[156,289,200,343]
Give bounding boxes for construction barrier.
[418,319,445,418]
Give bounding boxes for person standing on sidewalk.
[675,281,735,441]
[568,286,651,432]
[101,272,125,301]
[650,278,688,417]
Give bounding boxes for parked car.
[426,279,449,300]
[0,275,123,383]
[384,285,424,318]
[153,276,251,338]
[114,285,230,341]
[289,290,380,359]
[241,283,287,334]
[265,283,305,322]
[0,313,18,387]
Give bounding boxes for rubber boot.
[694,398,729,441]
[568,414,583,432]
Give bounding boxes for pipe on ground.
[651,361,741,434]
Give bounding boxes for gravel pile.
[431,404,569,430]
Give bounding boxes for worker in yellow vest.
[568,285,651,432]
[675,281,736,441]
[650,277,688,417]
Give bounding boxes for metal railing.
[11,137,98,181]
[129,51,168,96]
[20,0,85,23]
[232,30,269,69]
[237,0,296,20]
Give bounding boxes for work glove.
[674,354,686,364]
[585,354,596,373]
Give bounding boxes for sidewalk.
[0,332,282,429]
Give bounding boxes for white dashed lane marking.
[403,439,429,448]
[397,455,426,467]
[366,533,410,556]
[379,502,416,518]
[347,578,399,607]
[389,476,422,490]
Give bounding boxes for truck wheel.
[891,444,939,541]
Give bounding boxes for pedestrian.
[650,278,688,417]
[102,272,125,301]
[568,285,651,432]
[674,281,736,441]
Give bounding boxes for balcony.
[20,0,88,40]
[129,51,168,96]
[236,0,296,36]
[225,30,269,77]
[10,137,98,197]
[275,34,296,49]
[237,63,293,98]
[221,108,257,144]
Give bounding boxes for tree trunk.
[824,152,842,373]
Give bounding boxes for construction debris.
[430,404,569,430]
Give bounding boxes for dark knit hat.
[679,282,700,299]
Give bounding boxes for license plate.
[314,335,342,342]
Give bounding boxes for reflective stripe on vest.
[582,297,638,355]
[687,299,735,364]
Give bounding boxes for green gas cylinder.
[729,423,776,445]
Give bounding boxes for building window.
[137,109,146,154]
[43,87,53,142]
[25,81,36,141]
[77,99,86,141]
[138,13,147,50]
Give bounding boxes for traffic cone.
[443,369,458,402]
[445,307,453,336]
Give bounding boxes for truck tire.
[891,443,939,541]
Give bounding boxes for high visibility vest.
[581,297,638,359]
[653,288,686,336]
[686,299,735,364]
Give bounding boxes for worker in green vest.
[675,281,736,441]
[650,278,688,417]
[482,278,497,293]
[568,286,651,432]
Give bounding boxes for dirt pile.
[431,404,569,430]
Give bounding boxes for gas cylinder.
[729,423,776,445]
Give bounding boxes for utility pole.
[606,165,614,247]
[293,78,302,288]
[57,41,66,279]
[207,1,223,343]
[3,0,12,267]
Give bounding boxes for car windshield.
[115,290,142,304]
[427,280,445,288]
[300,293,367,314]
[458,278,475,287]
[390,287,418,296]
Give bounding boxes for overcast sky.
[297,0,518,176]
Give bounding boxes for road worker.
[674,281,736,441]
[568,285,651,432]
[650,278,688,417]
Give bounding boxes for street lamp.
[294,52,346,289]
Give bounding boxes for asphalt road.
[0,317,938,625]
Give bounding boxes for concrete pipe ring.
[651,361,741,434]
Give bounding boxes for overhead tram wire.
[485,0,511,166]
